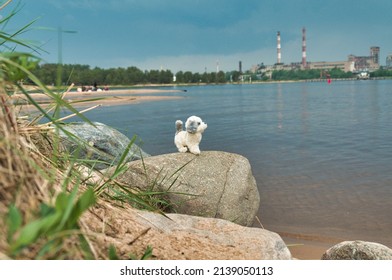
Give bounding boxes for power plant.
[254,27,381,75]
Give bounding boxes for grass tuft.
[0,1,187,259]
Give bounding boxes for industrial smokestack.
[302,27,307,68]
[277,31,281,64]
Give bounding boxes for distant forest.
[31,64,228,86]
[31,63,392,86]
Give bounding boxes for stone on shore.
[139,211,292,260]
[321,240,392,260]
[112,151,260,226]
[58,122,150,170]
[84,204,292,260]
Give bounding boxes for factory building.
[305,46,379,73]
[347,46,380,72]
[307,60,355,72]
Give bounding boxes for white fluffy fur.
[174,115,207,155]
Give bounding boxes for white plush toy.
[174,115,207,155]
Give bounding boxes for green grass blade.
[6,204,22,243]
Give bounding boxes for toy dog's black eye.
[197,122,201,125]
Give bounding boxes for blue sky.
[3,0,392,72]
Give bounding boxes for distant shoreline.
[12,88,185,113]
[18,76,390,93]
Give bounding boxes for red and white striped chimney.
[277,31,281,64]
[302,27,307,68]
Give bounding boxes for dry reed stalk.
[60,83,75,100]
[38,103,102,128]
[0,0,12,11]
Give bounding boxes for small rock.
[321,240,392,260]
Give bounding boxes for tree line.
[30,63,392,86]
[31,63,229,86]
[370,68,392,78]
[271,68,354,80]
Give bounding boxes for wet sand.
[283,238,331,260]
[252,222,342,259]
[279,232,343,260]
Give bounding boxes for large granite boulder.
[321,240,392,260]
[83,203,292,260]
[135,211,292,260]
[112,151,260,226]
[58,122,150,170]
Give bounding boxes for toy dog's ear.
[186,120,198,133]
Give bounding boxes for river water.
[82,80,392,247]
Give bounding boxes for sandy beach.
[11,88,184,112]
